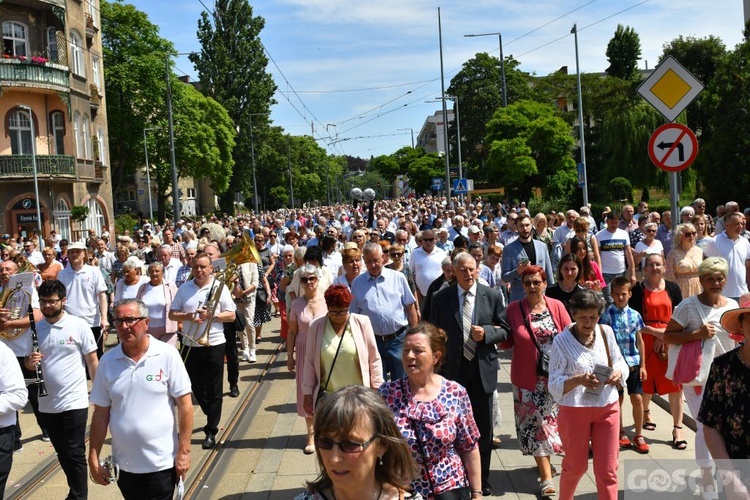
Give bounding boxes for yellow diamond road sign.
[637,56,704,122]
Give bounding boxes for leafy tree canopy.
[606,24,642,81]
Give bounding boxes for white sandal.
[540,479,556,497]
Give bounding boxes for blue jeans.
[375,329,406,381]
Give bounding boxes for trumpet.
[28,304,48,397]
[180,233,260,361]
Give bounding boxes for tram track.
[7,341,284,499]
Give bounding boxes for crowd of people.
[0,194,748,499]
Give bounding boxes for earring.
[378,455,383,466]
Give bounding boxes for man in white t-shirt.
[409,230,446,303]
[159,245,182,285]
[89,299,193,498]
[22,240,44,267]
[0,340,26,494]
[26,279,98,500]
[596,211,636,305]
[57,241,109,358]
[169,252,235,450]
[704,212,750,301]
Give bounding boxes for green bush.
[610,177,633,202]
[115,213,139,237]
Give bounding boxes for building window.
[97,128,105,164]
[73,112,82,158]
[125,189,136,202]
[82,198,105,235]
[69,31,84,76]
[9,110,33,155]
[47,27,58,62]
[50,111,65,155]
[88,0,97,23]
[2,21,28,58]
[55,198,71,241]
[82,115,91,159]
[187,188,196,198]
[91,56,100,89]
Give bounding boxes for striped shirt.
[599,304,644,368]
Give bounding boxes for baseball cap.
[68,242,87,250]
[468,225,481,234]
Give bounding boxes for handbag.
[403,380,471,500]
[665,296,723,386]
[521,301,549,377]
[315,321,348,407]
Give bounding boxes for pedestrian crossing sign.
[452,179,468,194]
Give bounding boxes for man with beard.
[26,280,98,500]
[501,214,555,302]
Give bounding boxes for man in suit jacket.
[430,252,510,496]
[501,214,555,302]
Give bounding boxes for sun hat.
[720,300,750,342]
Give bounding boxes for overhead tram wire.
[503,0,597,47]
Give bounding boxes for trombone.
[180,233,260,362]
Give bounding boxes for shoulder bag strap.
[521,301,545,355]
[320,320,348,393]
[599,325,612,368]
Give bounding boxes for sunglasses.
[522,280,544,287]
[422,238,435,242]
[328,309,349,317]
[683,232,696,236]
[390,252,403,257]
[300,276,318,283]
[315,436,378,453]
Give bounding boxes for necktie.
[463,290,476,361]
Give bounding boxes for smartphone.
[520,257,530,265]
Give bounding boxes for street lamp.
[18,105,43,243]
[397,128,414,148]
[247,113,265,214]
[429,96,463,200]
[437,8,452,208]
[464,32,507,107]
[350,187,376,228]
[142,126,161,221]
[165,51,197,224]
[571,24,589,208]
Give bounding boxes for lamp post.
[571,24,589,208]
[165,51,196,223]
[350,188,376,228]
[247,113,265,214]
[464,32,507,107]
[18,105,43,242]
[397,128,414,148]
[437,8,452,208]
[142,126,161,221]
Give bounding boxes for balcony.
[0,155,76,179]
[0,59,69,92]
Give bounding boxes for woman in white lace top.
[548,289,628,500]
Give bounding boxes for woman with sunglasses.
[56,239,69,267]
[39,246,64,281]
[289,264,329,453]
[665,223,704,298]
[296,385,420,500]
[633,222,664,272]
[302,285,383,445]
[379,322,481,499]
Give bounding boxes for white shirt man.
[89,300,193,497]
[0,341,27,493]
[552,210,579,247]
[409,230,447,298]
[27,279,98,500]
[23,241,44,267]
[159,245,182,285]
[704,212,750,300]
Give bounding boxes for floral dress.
[379,378,479,498]
[697,348,750,459]
[665,245,703,298]
[512,310,564,456]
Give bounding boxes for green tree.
[605,24,642,81]
[190,0,277,211]
[484,100,576,201]
[406,154,445,194]
[700,27,750,203]
[100,0,173,195]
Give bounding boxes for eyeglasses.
[113,317,146,326]
[645,229,656,233]
[315,435,378,453]
[300,276,318,283]
[328,309,349,317]
[522,280,544,287]
[390,252,403,257]
[422,238,435,242]
[683,232,696,236]
[40,298,62,306]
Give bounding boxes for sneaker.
[242,349,250,362]
[248,349,256,363]
[633,434,649,454]
[41,430,51,442]
[619,432,631,448]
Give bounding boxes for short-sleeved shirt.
[599,304,645,368]
[170,277,235,346]
[349,268,415,336]
[36,313,97,414]
[705,232,750,298]
[697,348,750,459]
[90,336,192,473]
[58,265,108,326]
[671,295,739,358]
[596,228,631,275]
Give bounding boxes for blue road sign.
[577,163,585,188]
[452,179,468,194]
[432,177,443,191]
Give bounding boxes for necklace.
[572,325,595,348]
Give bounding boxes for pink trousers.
[558,402,620,500]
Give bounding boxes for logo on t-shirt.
[58,336,75,345]
[146,368,165,382]
[600,239,627,252]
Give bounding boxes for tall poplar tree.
[190,0,277,211]
[605,24,642,81]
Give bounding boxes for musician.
[0,341,27,494]
[0,259,45,449]
[169,252,235,449]
[57,241,109,358]
[89,299,193,499]
[26,279,98,500]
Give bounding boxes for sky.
[126,0,746,159]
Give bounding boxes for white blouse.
[548,324,629,408]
